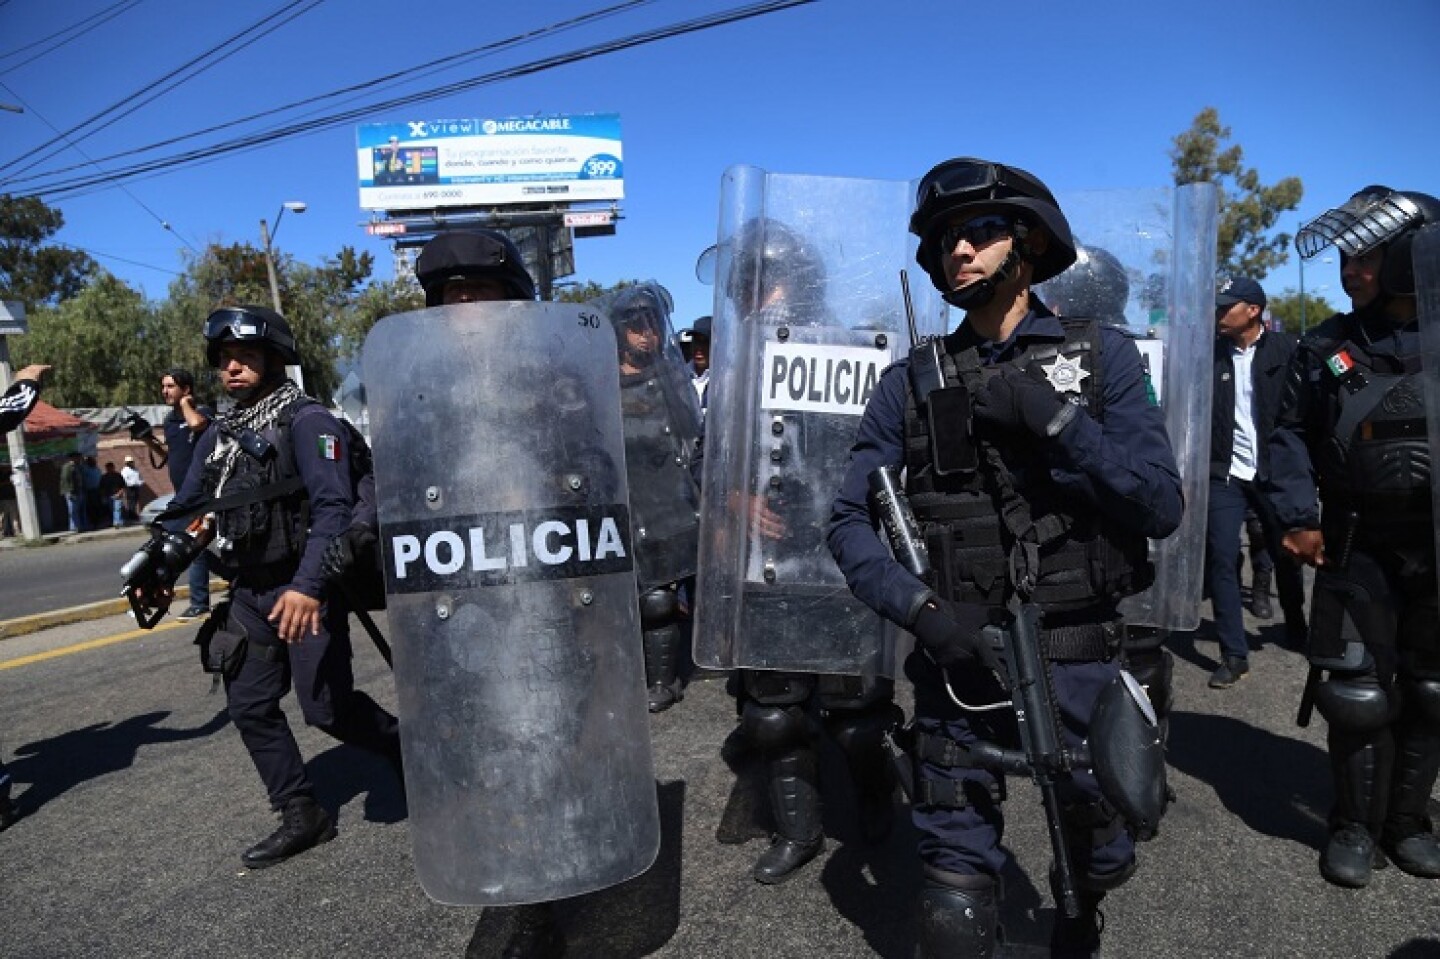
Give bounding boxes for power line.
[0,0,145,75]
[2,0,652,188]
[5,0,321,181]
[16,0,815,201]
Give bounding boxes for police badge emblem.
[1041,354,1089,393]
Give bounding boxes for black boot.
[241,796,336,869]
[1248,568,1273,619]
[1321,728,1394,887]
[0,794,19,832]
[642,623,684,714]
[915,868,999,959]
[501,903,565,959]
[753,746,824,884]
[1382,704,1440,878]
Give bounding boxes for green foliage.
[0,194,95,307]
[1267,289,1338,334]
[1170,107,1304,280]
[553,278,637,304]
[12,272,155,405]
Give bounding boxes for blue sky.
[2,0,1437,328]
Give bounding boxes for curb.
[0,580,225,640]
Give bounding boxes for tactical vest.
[201,399,314,570]
[1309,317,1430,535]
[904,319,1152,611]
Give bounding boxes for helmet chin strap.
[943,247,1024,309]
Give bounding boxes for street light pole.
[260,200,307,389]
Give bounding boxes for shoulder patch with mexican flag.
[1325,350,1355,378]
[317,434,341,461]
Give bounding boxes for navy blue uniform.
[828,310,1181,879]
[172,400,399,809]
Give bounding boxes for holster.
[1089,670,1167,841]
[195,601,248,680]
[1308,551,1395,671]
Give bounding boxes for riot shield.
[1415,226,1440,571]
[363,301,659,906]
[693,166,948,675]
[592,282,703,590]
[1035,183,1218,630]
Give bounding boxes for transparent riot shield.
[1415,226,1440,570]
[363,301,659,906]
[693,166,948,675]
[592,282,703,590]
[1035,183,1219,630]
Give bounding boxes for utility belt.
[1322,489,1433,533]
[234,559,300,592]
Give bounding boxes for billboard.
[357,113,624,211]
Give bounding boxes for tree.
[1267,290,1338,335]
[0,194,95,308]
[1169,108,1303,280]
[12,272,155,406]
[554,279,637,304]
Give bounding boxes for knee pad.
[741,701,812,754]
[1315,674,1398,733]
[637,587,679,630]
[816,673,894,711]
[824,700,902,755]
[1122,646,1173,720]
[1400,678,1440,726]
[917,868,999,959]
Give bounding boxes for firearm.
[980,604,1084,919]
[866,463,928,801]
[1297,511,1359,728]
[119,514,215,628]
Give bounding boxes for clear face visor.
[1297,191,1422,259]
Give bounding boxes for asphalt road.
[0,602,1438,957]
[0,528,149,620]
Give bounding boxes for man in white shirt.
[120,455,144,524]
[1205,278,1304,688]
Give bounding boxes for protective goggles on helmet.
[1297,190,1423,259]
[938,215,1015,253]
[204,308,270,343]
[915,159,1050,212]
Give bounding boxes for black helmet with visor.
[204,305,298,368]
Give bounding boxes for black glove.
[911,599,997,672]
[322,523,378,582]
[972,365,1069,438]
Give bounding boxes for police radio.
[901,270,977,476]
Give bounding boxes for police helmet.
[910,157,1077,300]
[204,305,298,368]
[1297,186,1440,298]
[1038,242,1130,322]
[415,229,537,305]
[699,217,827,314]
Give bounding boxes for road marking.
[0,620,189,671]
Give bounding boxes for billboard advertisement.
[356,113,624,211]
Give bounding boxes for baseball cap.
[1216,277,1266,308]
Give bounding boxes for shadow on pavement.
[1165,708,1330,849]
[466,780,686,959]
[310,744,408,824]
[1388,938,1440,958]
[8,708,229,812]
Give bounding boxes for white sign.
[0,301,27,335]
[562,210,614,228]
[356,113,624,211]
[759,341,887,416]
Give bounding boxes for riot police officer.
[828,158,1182,957]
[601,282,703,713]
[1266,186,1440,888]
[696,213,906,885]
[163,306,402,869]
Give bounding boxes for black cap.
[1215,277,1266,309]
